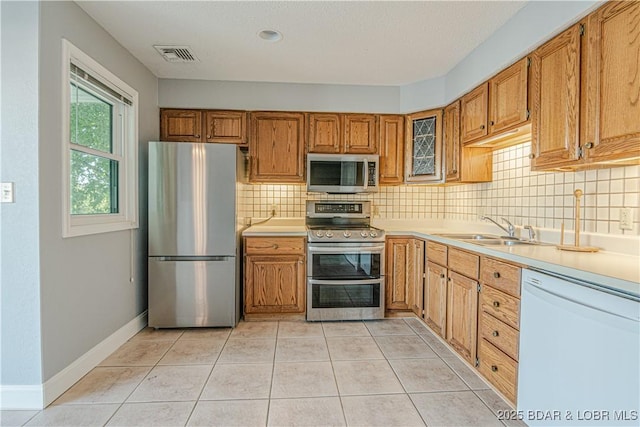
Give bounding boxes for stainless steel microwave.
[306,154,379,194]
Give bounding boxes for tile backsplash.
[240,141,640,236]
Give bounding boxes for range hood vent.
[153,45,199,63]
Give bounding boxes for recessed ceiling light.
[258,29,283,42]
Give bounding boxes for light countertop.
[242,218,640,299]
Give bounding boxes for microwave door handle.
[363,158,368,191]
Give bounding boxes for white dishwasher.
[518,269,639,426]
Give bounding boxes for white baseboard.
[0,310,147,410]
[0,385,44,410]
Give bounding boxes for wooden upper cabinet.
[405,109,443,183]
[581,1,640,164]
[204,110,247,145]
[161,109,247,145]
[378,115,405,185]
[461,83,489,143]
[489,57,529,135]
[160,109,202,142]
[308,113,341,153]
[249,112,305,183]
[444,101,461,182]
[344,114,377,154]
[530,24,582,170]
[307,113,377,154]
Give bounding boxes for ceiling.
[76,1,528,86]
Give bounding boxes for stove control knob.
[369,230,378,238]
[343,230,352,238]
[325,231,334,238]
[315,231,324,238]
[360,230,369,238]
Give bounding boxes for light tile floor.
[1,318,526,427]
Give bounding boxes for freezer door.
[148,257,237,328]
[149,141,236,256]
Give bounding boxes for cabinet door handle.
[195,134,200,138]
[493,272,500,279]
[490,120,494,126]
[492,330,499,337]
[493,301,500,308]
[480,125,485,130]
[529,153,535,159]
[491,365,498,372]
[440,273,445,278]
[207,135,212,139]
[273,244,279,249]
[584,142,594,149]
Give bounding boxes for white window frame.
[61,39,139,237]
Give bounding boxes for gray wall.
[0,0,43,386]
[158,1,601,114]
[38,0,158,381]
[159,79,399,113]
[443,0,601,103]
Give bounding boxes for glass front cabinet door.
[405,109,443,183]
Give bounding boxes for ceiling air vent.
[153,45,199,63]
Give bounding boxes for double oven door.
[307,242,385,321]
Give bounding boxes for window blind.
[70,63,132,106]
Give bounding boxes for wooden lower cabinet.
[477,256,522,404]
[424,261,447,337]
[385,237,424,313]
[478,338,518,403]
[446,270,478,364]
[244,237,306,316]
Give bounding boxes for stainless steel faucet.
[524,225,536,242]
[481,216,516,238]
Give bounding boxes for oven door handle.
[363,158,369,191]
[309,278,383,285]
[307,245,386,253]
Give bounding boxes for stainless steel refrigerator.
[148,141,245,328]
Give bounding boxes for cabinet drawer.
[245,237,305,255]
[479,311,519,361]
[426,241,448,266]
[478,338,518,404]
[480,285,520,330]
[481,257,521,297]
[448,248,479,279]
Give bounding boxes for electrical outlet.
[1,182,14,203]
[619,207,633,230]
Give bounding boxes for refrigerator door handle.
[150,256,234,262]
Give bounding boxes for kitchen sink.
[435,233,545,246]
[435,233,500,240]
[474,239,539,246]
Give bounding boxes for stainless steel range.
[306,200,385,321]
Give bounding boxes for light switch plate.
[1,182,14,203]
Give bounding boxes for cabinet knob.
[529,153,535,159]
[273,244,279,249]
[207,135,211,139]
[195,134,200,138]
[493,272,500,279]
[491,365,498,372]
[440,273,445,279]
[493,301,500,308]
[584,142,594,149]
[490,121,495,126]
[480,125,485,130]
[492,330,499,337]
